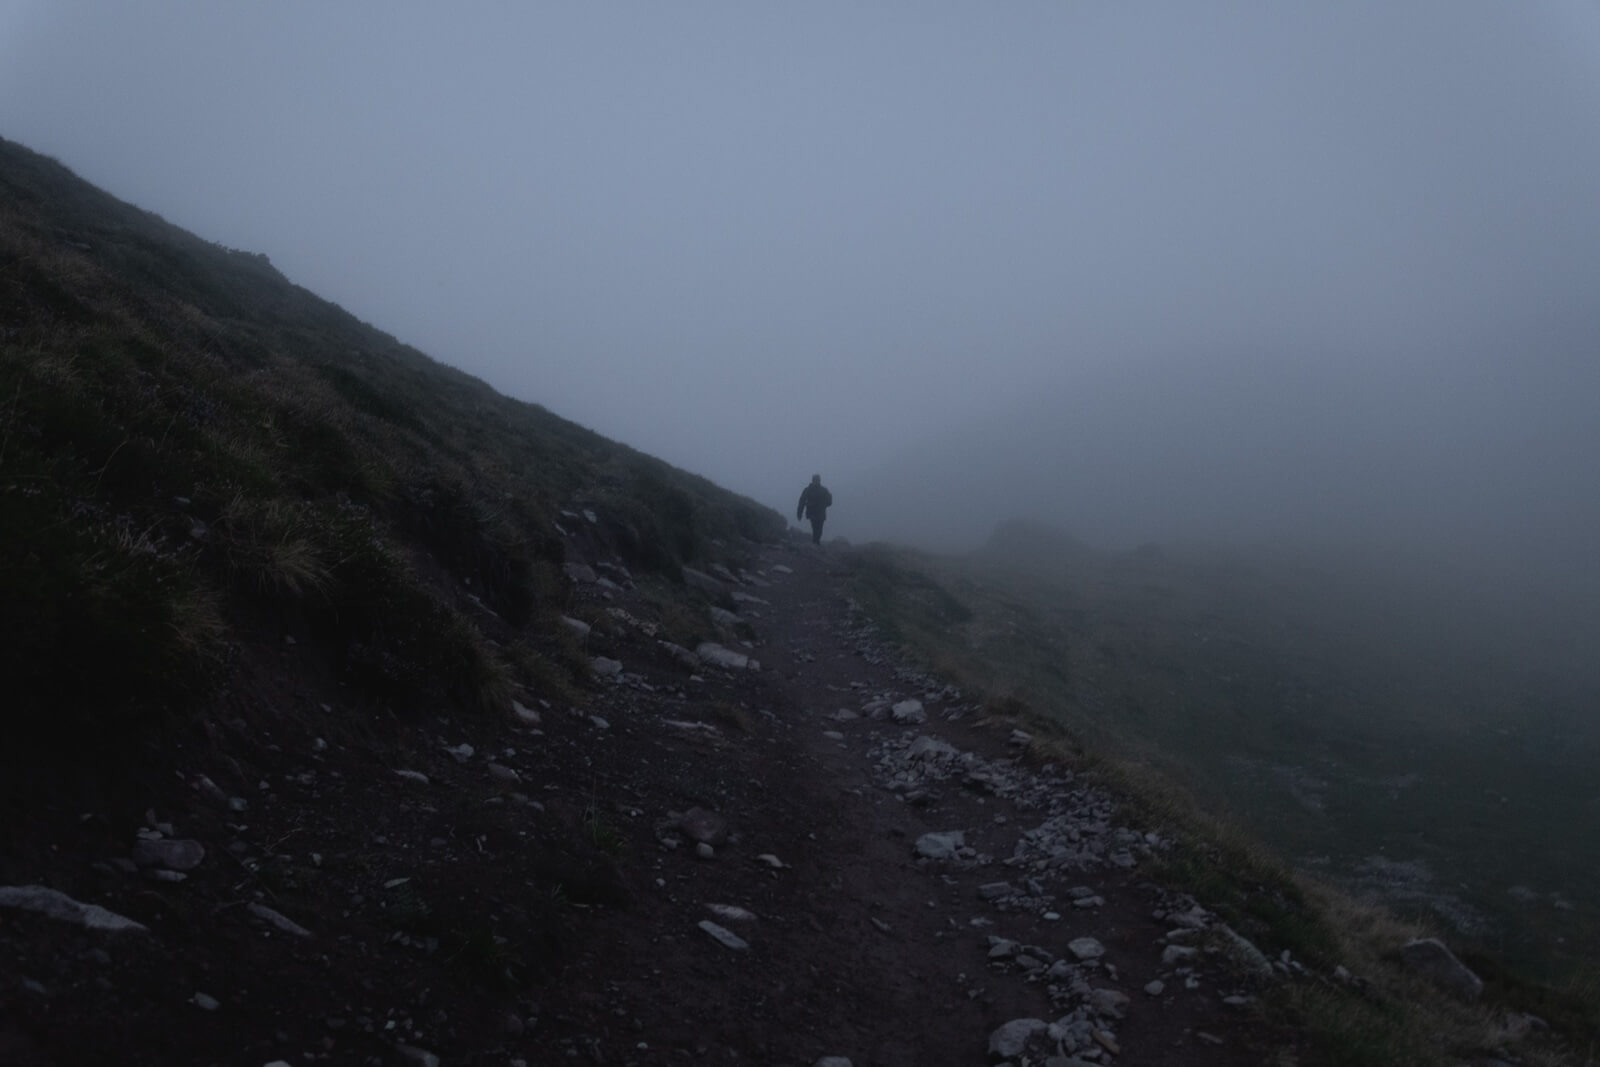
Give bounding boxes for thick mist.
[3,2,1599,598]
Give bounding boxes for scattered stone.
[191,992,220,1011]
[590,656,623,678]
[560,615,591,639]
[663,719,719,734]
[563,562,597,584]
[697,920,750,951]
[906,735,957,762]
[978,881,1014,901]
[0,885,147,933]
[1008,729,1033,746]
[246,902,312,938]
[812,1058,852,1067]
[695,843,715,860]
[707,904,756,923]
[131,838,206,872]
[988,936,1020,959]
[589,715,610,729]
[822,730,845,741]
[988,1017,1049,1060]
[1162,944,1198,965]
[890,699,927,724]
[1067,937,1106,961]
[709,606,743,628]
[512,700,541,725]
[1144,979,1165,996]
[913,830,965,860]
[445,743,474,762]
[679,807,730,846]
[680,567,727,595]
[756,853,787,869]
[396,1046,441,1067]
[394,770,429,785]
[487,763,521,784]
[695,642,757,671]
[1398,937,1483,1001]
[1216,923,1274,979]
[658,641,702,668]
[1087,988,1129,1018]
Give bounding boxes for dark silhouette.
[797,474,833,545]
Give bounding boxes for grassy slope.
[0,136,783,762]
[843,528,1599,1065]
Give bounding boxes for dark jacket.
[797,482,832,521]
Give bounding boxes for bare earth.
[0,539,1304,1066]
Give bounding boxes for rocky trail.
[0,538,1305,1067]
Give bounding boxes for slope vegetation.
[0,135,782,770]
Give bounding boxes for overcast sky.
[3,2,1599,560]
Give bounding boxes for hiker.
[796,474,832,545]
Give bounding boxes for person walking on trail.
[797,474,832,545]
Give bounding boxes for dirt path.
[0,538,1302,1066]
[533,541,1299,1066]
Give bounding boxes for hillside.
[1,139,1594,1066]
[862,523,1600,978]
[0,135,784,755]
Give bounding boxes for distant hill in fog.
[970,517,1095,570]
[843,350,1600,599]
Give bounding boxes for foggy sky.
[4,2,1599,565]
